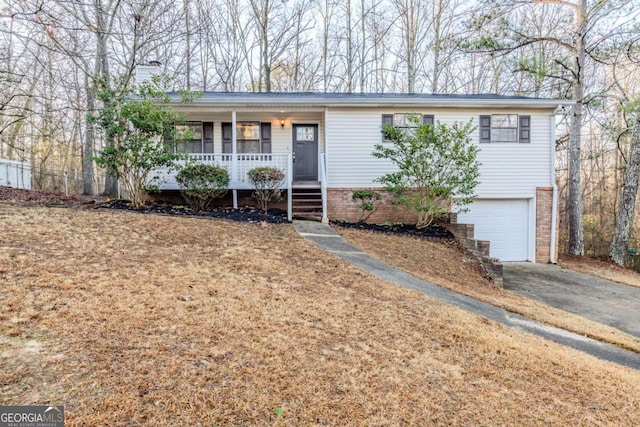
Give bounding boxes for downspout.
[550,109,560,264]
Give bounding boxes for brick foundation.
[327,188,419,224]
[536,187,554,263]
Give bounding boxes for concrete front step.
[292,181,321,189]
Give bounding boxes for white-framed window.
[236,122,260,153]
[491,114,518,142]
[479,114,531,144]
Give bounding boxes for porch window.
[172,121,213,153]
[479,115,530,143]
[222,121,272,153]
[381,114,434,141]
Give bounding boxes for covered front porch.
[157,107,328,221]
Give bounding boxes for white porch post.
[231,111,238,209]
[287,153,293,221]
[322,107,329,223]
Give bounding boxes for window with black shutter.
[222,121,272,153]
[479,114,531,143]
[381,113,435,141]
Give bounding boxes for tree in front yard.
[373,115,480,229]
[90,75,197,208]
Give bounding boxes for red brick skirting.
[327,188,418,224]
[536,187,553,263]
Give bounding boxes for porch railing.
[158,153,291,191]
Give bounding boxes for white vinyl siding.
[326,108,553,198]
[473,114,551,198]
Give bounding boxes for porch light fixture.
[280,119,285,129]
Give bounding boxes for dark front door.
[292,124,318,181]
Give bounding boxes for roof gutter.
[171,95,573,110]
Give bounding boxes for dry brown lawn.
[2,203,640,425]
[337,228,640,355]
[560,254,640,288]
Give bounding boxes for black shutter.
[261,122,272,154]
[519,115,531,143]
[423,114,434,125]
[479,115,491,143]
[382,114,393,141]
[203,122,213,153]
[222,122,232,153]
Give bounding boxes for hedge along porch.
[151,88,570,263]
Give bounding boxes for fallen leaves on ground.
[336,227,640,353]
[2,204,640,426]
[560,254,640,288]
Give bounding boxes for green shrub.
[247,166,285,213]
[352,189,381,223]
[374,116,480,229]
[176,163,229,211]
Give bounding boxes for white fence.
[0,159,31,190]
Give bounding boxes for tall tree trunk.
[359,0,366,93]
[346,0,353,93]
[83,75,96,195]
[567,0,586,255]
[322,0,330,92]
[184,0,192,90]
[96,2,118,196]
[610,117,640,265]
[262,0,270,92]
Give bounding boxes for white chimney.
[135,61,162,86]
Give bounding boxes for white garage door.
[457,199,530,262]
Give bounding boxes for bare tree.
[610,116,640,265]
[466,0,640,255]
[391,0,431,93]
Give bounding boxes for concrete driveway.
[503,262,640,338]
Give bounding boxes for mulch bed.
[1,185,454,232]
[97,199,289,224]
[331,220,454,240]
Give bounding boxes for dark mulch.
[97,200,289,224]
[331,220,454,240]
[1,186,451,232]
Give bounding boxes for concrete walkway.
[293,220,640,370]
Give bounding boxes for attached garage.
[457,199,532,262]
